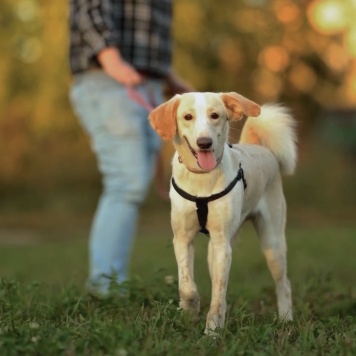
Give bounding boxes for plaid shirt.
[69,0,173,77]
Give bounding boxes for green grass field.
[0,209,355,355]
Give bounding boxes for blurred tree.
[172,0,356,148]
[0,0,97,202]
[0,0,355,206]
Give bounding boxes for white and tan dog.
[149,92,297,334]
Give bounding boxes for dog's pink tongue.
[197,151,216,171]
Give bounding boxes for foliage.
[0,0,355,211]
[0,1,93,196]
[0,222,355,354]
[0,274,355,355]
[0,2,355,352]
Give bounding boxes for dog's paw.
[203,326,224,338]
[179,298,200,318]
[179,289,200,315]
[278,309,293,322]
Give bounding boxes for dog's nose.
[197,137,213,149]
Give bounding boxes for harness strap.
[171,163,247,235]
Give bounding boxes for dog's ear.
[220,92,260,120]
[149,95,181,141]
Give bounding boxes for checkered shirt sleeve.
[69,0,173,76]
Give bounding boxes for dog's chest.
[170,174,245,235]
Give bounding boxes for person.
[68,0,191,295]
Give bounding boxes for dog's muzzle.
[183,136,218,171]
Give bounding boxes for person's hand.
[164,71,194,97]
[97,47,143,86]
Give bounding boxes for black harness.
[171,163,247,235]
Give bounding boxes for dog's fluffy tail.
[240,104,297,175]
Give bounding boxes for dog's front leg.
[173,233,200,316]
[205,236,232,334]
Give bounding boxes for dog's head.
[149,92,260,172]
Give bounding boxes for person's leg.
[70,71,162,294]
[143,79,164,179]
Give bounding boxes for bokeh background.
[0,0,355,284]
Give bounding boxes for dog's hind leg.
[253,192,293,321]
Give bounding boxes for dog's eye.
[184,114,193,121]
[211,112,219,119]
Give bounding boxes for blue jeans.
[70,70,163,293]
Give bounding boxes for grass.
[0,277,354,355]
[0,211,355,355]
[1,90,355,354]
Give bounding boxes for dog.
[149,92,297,334]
